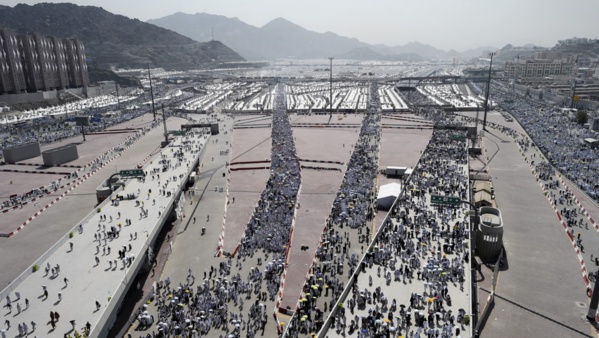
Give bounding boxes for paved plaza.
[2,81,599,338]
[0,124,208,337]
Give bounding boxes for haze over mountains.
[0,3,244,70]
[148,12,498,61]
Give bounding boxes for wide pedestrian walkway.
[0,129,209,338]
[469,115,594,338]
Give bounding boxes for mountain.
[337,47,384,60]
[149,12,507,61]
[149,14,375,60]
[0,3,244,70]
[388,42,449,59]
[87,64,141,88]
[458,46,499,58]
[494,43,548,61]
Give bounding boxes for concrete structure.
[2,142,41,163]
[376,182,401,210]
[210,123,219,135]
[0,131,206,338]
[181,123,220,135]
[583,137,599,149]
[0,28,88,95]
[504,59,575,80]
[0,29,27,95]
[476,207,503,260]
[42,143,79,166]
[97,81,117,94]
[384,166,407,177]
[474,190,494,207]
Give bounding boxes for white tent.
[377,182,402,210]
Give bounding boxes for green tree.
[577,110,588,124]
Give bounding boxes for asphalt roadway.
[4,106,598,338]
[0,128,207,338]
[460,111,595,338]
[0,115,187,289]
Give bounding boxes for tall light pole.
[570,79,578,109]
[482,52,496,130]
[329,57,334,116]
[161,104,168,145]
[148,60,157,121]
[475,102,480,128]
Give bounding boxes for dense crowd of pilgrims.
[284,86,471,337]
[6,75,599,338]
[471,80,599,200]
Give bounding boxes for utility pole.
[329,57,334,117]
[482,52,496,130]
[571,56,579,109]
[148,61,157,121]
[161,104,168,145]
[116,83,120,110]
[475,102,480,140]
[570,79,578,109]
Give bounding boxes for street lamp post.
[482,52,496,130]
[570,79,578,109]
[148,61,157,122]
[329,57,334,117]
[475,102,480,138]
[161,104,168,145]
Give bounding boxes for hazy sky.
[4,0,599,51]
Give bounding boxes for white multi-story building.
[504,59,575,79]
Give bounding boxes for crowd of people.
[457,88,599,299]
[1,105,144,155]
[283,83,385,336]
[1,120,161,211]
[0,85,197,157]
[284,118,472,338]
[471,81,599,201]
[238,83,301,257]
[1,119,209,338]
[79,76,599,338]
[132,83,302,338]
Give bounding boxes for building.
[0,29,26,94]
[504,59,575,80]
[557,37,599,46]
[0,28,88,95]
[532,51,563,60]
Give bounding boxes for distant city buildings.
[504,59,575,80]
[557,37,599,46]
[0,28,89,95]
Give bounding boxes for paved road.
[0,116,187,289]
[477,125,593,338]
[0,127,208,338]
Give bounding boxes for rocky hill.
[0,3,244,70]
[149,12,493,60]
